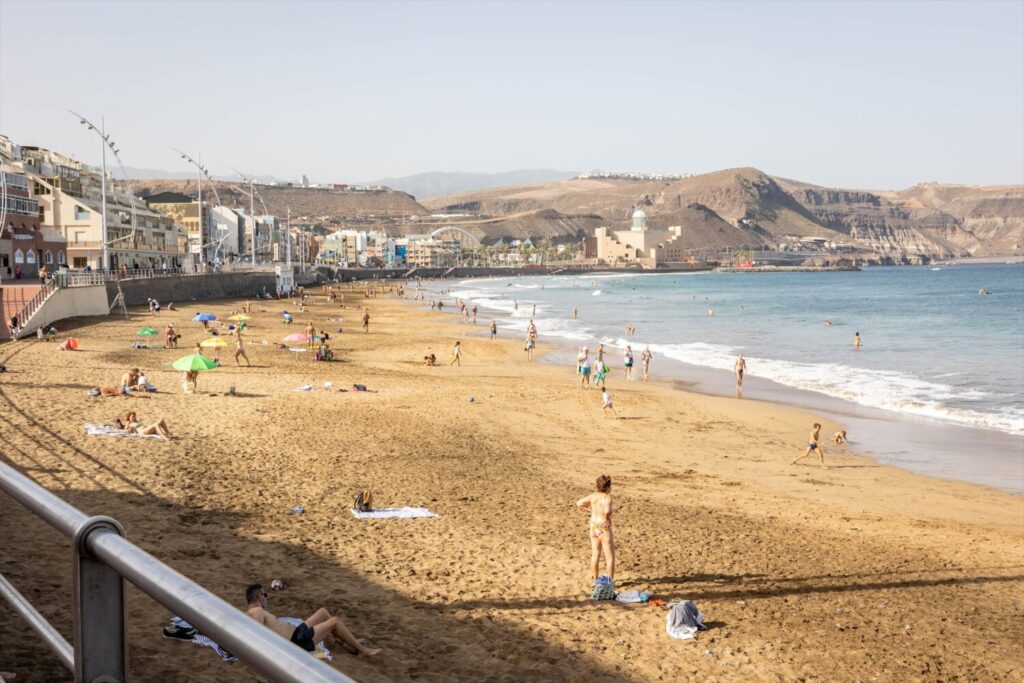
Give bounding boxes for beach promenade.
[0,285,1021,681]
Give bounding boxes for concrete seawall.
[105,273,278,307]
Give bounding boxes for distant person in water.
[792,423,826,468]
[572,306,578,320]
[734,354,746,388]
[854,331,862,350]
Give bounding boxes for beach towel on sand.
[84,424,163,439]
[167,616,332,662]
[350,507,437,519]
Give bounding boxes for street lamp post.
[70,113,115,271]
[175,149,222,269]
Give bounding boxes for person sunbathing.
[244,584,380,657]
[424,353,437,366]
[120,411,173,438]
[90,386,130,397]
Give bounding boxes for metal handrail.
[0,459,354,683]
[11,280,58,332]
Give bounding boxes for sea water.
[422,264,1024,492]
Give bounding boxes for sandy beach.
[1,284,1022,682]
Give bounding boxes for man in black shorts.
[244,584,380,656]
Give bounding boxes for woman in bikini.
[119,411,173,438]
[576,475,615,584]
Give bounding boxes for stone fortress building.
[593,209,688,268]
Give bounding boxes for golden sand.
[1,285,1022,681]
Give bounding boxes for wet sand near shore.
[1,284,1022,682]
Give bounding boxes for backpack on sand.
[354,491,373,512]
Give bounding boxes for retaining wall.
[22,285,110,335]
[106,273,277,307]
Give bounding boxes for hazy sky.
[2,0,1022,188]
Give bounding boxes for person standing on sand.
[854,331,862,350]
[734,354,746,388]
[792,423,826,468]
[362,311,370,333]
[304,322,317,349]
[623,345,634,380]
[641,346,653,381]
[450,341,463,366]
[525,336,535,360]
[593,357,607,389]
[489,320,497,340]
[244,584,380,657]
[472,305,478,324]
[576,475,615,584]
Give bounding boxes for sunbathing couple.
[114,411,173,438]
[244,584,380,657]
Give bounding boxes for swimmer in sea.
[854,331,862,350]
[792,423,826,468]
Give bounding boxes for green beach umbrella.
[137,327,159,336]
[172,354,218,372]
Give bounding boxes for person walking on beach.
[600,387,617,418]
[596,343,605,364]
[641,346,653,381]
[244,584,380,657]
[489,320,497,340]
[623,345,634,380]
[576,475,615,584]
[524,336,535,360]
[854,331,862,350]
[450,340,463,366]
[576,346,589,374]
[472,305,478,324]
[361,310,370,333]
[593,357,607,389]
[734,354,746,388]
[792,423,826,468]
[304,322,317,349]
[234,330,251,367]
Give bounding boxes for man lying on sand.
[244,584,380,656]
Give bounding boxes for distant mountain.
[361,169,576,199]
[422,168,1024,258]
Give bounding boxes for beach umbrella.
[172,354,218,372]
[137,327,158,336]
[227,314,250,321]
[283,333,310,342]
[200,337,229,349]
[192,313,218,322]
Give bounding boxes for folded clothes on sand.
[84,424,162,439]
[350,507,437,519]
[666,600,707,640]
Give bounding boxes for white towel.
[292,385,316,392]
[84,424,162,439]
[350,507,437,519]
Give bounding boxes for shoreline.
[2,284,1022,681]
[415,281,1024,494]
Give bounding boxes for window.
[26,250,36,264]
[74,231,86,244]
[73,257,88,268]
[14,249,24,264]
[75,206,90,221]
[44,250,53,264]
[58,250,66,264]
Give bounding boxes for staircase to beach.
[1,282,59,339]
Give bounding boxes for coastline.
[1,285,1021,681]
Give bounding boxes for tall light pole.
[71,113,116,270]
[286,206,291,271]
[175,149,221,268]
[233,169,270,267]
[70,112,140,267]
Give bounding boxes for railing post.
[72,516,128,683]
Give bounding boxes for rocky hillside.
[134,179,428,219]
[425,169,1023,258]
